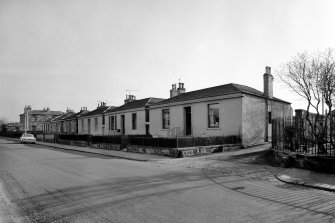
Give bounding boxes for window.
[95,118,98,131]
[81,120,84,133]
[268,112,272,124]
[109,116,117,130]
[162,109,170,129]
[132,113,137,130]
[102,115,105,125]
[208,104,220,128]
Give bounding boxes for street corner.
[276,174,306,185]
[312,183,335,192]
[275,173,335,192]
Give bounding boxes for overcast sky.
[1,0,335,122]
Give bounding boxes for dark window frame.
[162,109,170,129]
[109,115,117,130]
[208,103,220,128]
[94,118,98,131]
[132,113,137,130]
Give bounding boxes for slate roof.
[105,98,165,113]
[152,83,290,106]
[20,110,63,116]
[58,113,76,121]
[79,106,112,118]
[50,114,67,122]
[63,110,89,120]
[31,110,62,115]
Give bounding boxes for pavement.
[34,141,170,162]
[2,136,335,192]
[275,168,335,192]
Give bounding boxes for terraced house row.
[42,67,293,146]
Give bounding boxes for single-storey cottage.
[149,67,292,146]
[78,103,113,135]
[104,95,164,135]
[62,107,89,134]
[43,113,65,133]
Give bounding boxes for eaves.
[105,107,145,116]
[149,93,243,109]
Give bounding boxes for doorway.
[184,107,192,136]
[88,119,91,134]
[145,124,149,136]
[121,115,125,135]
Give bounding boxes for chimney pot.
[263,66,273,99]
[265,66,271,74]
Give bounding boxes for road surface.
[1,138,335,222]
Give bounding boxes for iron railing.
[272,116,335,157]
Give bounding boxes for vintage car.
[20,133,36,144]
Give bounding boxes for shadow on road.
[0,142,21,144]
[221,150,279,166]
[3,170,206,222]
[24,145,121,160]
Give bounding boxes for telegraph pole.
[24,112,27,134]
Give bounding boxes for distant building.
[2,122,21,132]
[19,106,63,132]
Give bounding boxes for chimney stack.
[263,66,273,99]
[177,82,185,95]
[24,105,32,114]
[170,82,186,98]
[124,95,136,104]
[170,84,178,98]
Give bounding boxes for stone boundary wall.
[90,143,241,158]
[36,133,55,143]
[90,143,179,157]
[36,134,242,158]
[271,149,335,173]
[178,144,241,157]
[56,139,88,147]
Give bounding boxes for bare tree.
[278,48,335,154]
[0,117,9,134]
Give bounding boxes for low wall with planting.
[271,149,335,173]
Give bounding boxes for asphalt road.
[1,138,335,223]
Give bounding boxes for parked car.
[20,133,36,144]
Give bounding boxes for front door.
[185,107,192,136]
[121,115,125,135]
[88,119,91,134]
[145,124,149,135]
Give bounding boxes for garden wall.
[271,149,335,173]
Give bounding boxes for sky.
[1,0,335,122]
